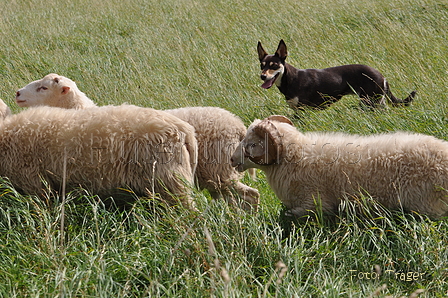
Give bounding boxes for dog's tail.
[384,79,416,106]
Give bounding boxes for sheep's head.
[15,73,75,108]
[231,115,293,172]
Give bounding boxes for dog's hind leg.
[355,85,387,109]
[359,94,387,110]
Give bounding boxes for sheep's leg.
[247,168,257,180]
[210,182,259,212]
[284,206,310,218]
[232,182,260,211]
[210,187,242,208]
[181,195,198,211]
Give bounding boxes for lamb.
[15,73,96,109]
[0,104,198,209]
[16,74,260,210]
[231,115,448,218]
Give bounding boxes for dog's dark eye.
[270,63,280,70]
[260,62,266,70]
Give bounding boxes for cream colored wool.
[0,104,198,209]
[17,74,259,210]
[0,99,11,119]
[166,107,259,210]
[16,73,96,109]
[231,115,448,218]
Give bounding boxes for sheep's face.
[16,73,73,108]
[232,116,292,171]
[231,127,272,172]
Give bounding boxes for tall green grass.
[0,0,447,296]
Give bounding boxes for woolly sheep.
[17,74,260,210]
[0,104,198,209]
[231,115,448,218]
[16,73,96,109]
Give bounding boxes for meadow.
[0,0,447,296]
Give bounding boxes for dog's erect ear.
[275,39,287,61]
[266,115,294,126]
[257,41,268,62]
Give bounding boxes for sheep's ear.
[61,86,71,94]
[275,39,287,61]
[249,120,281,165]
[53,77,60,84]
[257,41,268,62]
[266,115,293,126]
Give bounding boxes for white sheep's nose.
[16,91,20,98]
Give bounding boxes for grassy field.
[0,0,447,296]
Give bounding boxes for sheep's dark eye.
[37,86,48,91]
[246,143,256,150]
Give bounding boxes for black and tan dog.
[257,39,416,109]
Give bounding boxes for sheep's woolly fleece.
[232,116,448,218]
[166,107,259,209]
[0,104,198,208]
[16,73,96,109]
[15,74,260,210]
[0,99,11,119]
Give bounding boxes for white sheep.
[16,73,96,109]
[0,104,198,209]
[231,115,448,218]
[16,74,260,210]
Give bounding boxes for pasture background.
[0,0,447,296]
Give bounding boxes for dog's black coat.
[258,40,416,109]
